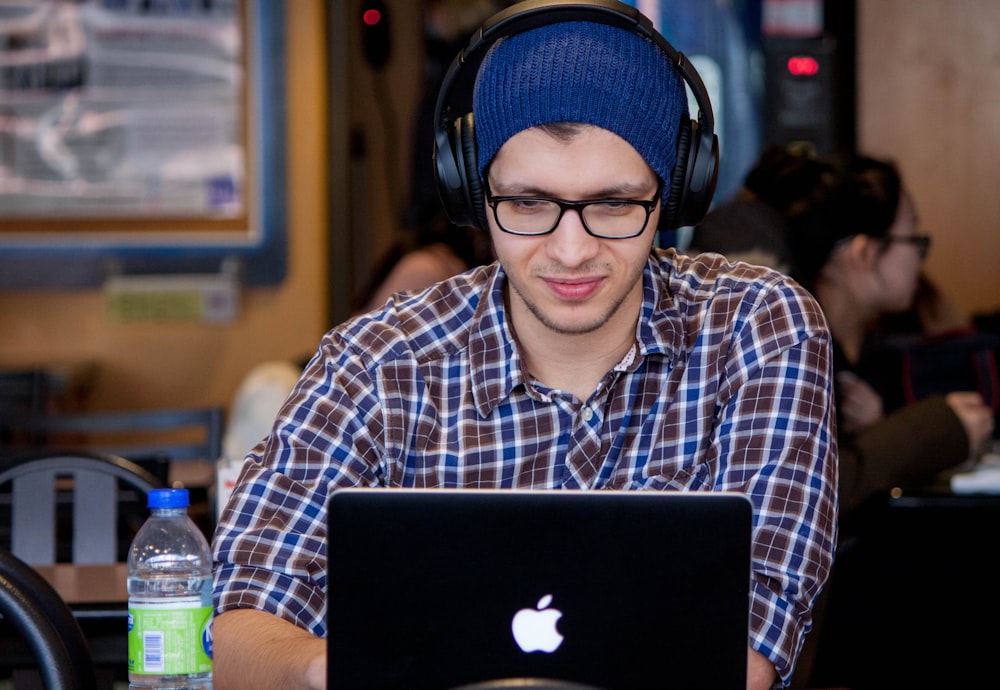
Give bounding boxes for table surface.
[34,562,128,606]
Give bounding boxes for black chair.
[1,406,224,475]
[0,449,162,565]
[0,548,97,689]
[0,407,223,534]
[0,369,52,447]
[0,369,50,415]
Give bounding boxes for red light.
[363,8,382,26]
[787,56,820,76]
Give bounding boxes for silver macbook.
[326,488,752,689]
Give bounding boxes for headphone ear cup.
[457,113,488,230]
[435,115,470,227]
[661,118,692,232]
[433,113,485,229]
[660,118,719,231]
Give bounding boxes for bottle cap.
[148,488,190,509]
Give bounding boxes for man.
[212,3,838,688]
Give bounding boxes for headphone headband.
[433,0,719,231]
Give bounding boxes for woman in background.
[734,146,993,519]
[736,146,994,690]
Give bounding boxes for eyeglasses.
[881,234,932,258]
[484,179,663,239]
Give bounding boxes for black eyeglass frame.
[880,234,932,258]
[483,178,664,239]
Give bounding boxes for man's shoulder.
[336,264,495,368]
[651,248,826,335]
[656,247,796,298]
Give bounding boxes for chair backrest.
[0,369,52,449]
[0,548,97,690]
[4,406,224,463]
[0,450,162,566]
[0,369,50,417]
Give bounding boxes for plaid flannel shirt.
[213,248,838,685]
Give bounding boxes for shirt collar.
[469,264,527,416]
[636,251,686,362]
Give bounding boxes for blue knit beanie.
[473,20,688,199]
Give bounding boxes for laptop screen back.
[327,488,751,690]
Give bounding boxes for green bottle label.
[128,596,213,675]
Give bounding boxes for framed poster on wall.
[0,0,287,288]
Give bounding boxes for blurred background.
[1,0,998,419]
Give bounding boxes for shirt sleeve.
[712,279,839,686]
[212,331,387,636]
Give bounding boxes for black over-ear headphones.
[432,0,719,232]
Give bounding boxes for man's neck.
[509,301,640,403]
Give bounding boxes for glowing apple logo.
[511,594,564,653]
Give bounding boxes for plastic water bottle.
[128,488,214,689]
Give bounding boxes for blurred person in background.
[695,145,993,521]
[697,145,993,690]
[351,212,493,314]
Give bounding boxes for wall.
[0,2,330,413]
[858,0,1000,317]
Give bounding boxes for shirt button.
[581,407,593,422]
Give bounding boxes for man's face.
[485,125,660,339]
